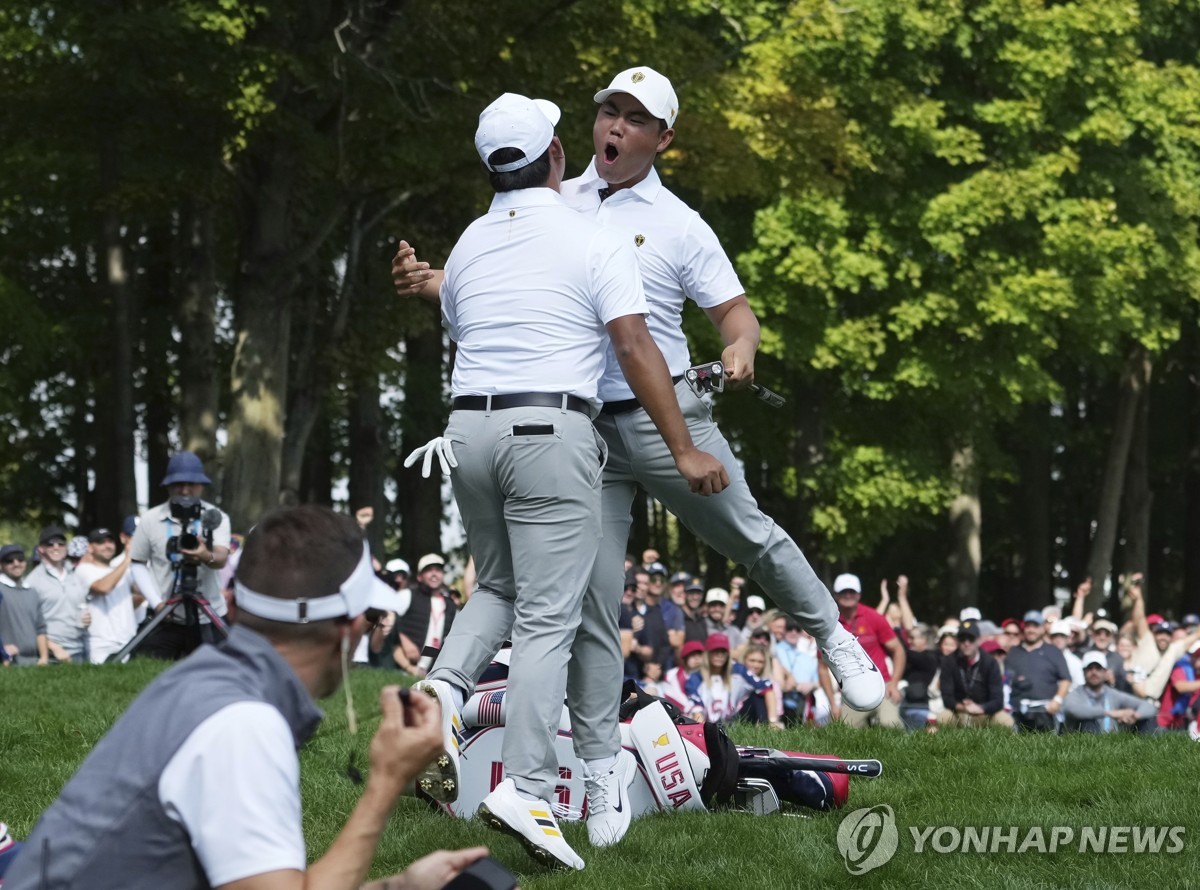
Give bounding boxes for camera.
[168,496,204,553]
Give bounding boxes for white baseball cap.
[1049,620,1072,637]
[475,93,561,173]
[594,66,679,128]
[833,573,862,594]
[1081,650,1108,670]
[417,553,445,573]
[385,558,410,575]
[705,587,730,605]
[960,607,982,622]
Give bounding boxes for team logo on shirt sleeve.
[634,234,645,247]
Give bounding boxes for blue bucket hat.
[162,452,212,487]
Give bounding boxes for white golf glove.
[404,436,458,478]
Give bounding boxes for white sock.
[584,754,618,775]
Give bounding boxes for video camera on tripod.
[165,495,223,564]
[109,496,229,662]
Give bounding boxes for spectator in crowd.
[655,573,686,655]
[681,580,709,646]
[998,618,1022,653]
[128,452,232,660]
[688,633,738,723]
[385,558,411,591]
[66,535,89,568]
[980,639,1012,715]
[1048,620,1085,688]
[1063,650,1157,734]
[1042,603,1063,625]
[773,618,825,725]
[4,505,485,890]
[1004,609,1071,732]
[1183,613,1200,634]
[938,620,1013,729]
[75,527,142,664]
[667,571,691,610]
[937,625,959,657]
[900,624,940,730]
[727,575,745,622]
[734,643,782,727]
[645,561,668,596]
[1086,618,1129,692]
[740,594,768,635]
[24,526,88,662]
[703,588,746,651]
[822,573,905,728]
[638,659,664,697]
[1156,641,1200,731]
[660,639,705,711]
[380,554,457,677]
[0,544,49,665]
[623,565,674,680]
[1117,633,1148,697]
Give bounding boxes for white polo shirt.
[561,160,745,402]
[75,557,139,663]
[441,187,647,405]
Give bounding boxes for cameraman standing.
[129,452,231,660]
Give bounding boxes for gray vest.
[6,626,323,890]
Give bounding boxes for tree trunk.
[223,148,298,531]
[177,201,219,466]
[1018,404,1051,604]
[948,442,981,610]
[394,307,446,557]
[1120,361,1152,583]
[300,409,335,507]
[348,374,388,557]
[99,134,137,521]
[1185,304,1200,608]
[1085,345,1151,606]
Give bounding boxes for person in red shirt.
[1157,642,1200,730]
[820,573,906,727]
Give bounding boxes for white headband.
[235,542,401,623]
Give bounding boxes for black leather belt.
[600,375,684,416]
[452,392,592,416]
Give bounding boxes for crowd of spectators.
[5,515,1198,743]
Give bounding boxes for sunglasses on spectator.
[44,540,67,547]
[2,556,25,564]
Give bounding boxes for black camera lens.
[178,533,200,550]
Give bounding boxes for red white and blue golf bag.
[424,657,861,822]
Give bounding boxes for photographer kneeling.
[5,505,488,890]
[128,451,231,659]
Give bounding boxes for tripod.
[109,560,229,663]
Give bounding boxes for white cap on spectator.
[385,558,410,575]
[705,588,730,605]
[960,607,982,622]
[1081,650,1108,670]
[746,595,767,612]
[417,553,445,573]
[833,573,862,594]
[1049,620,1072,637]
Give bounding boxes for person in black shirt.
[899,624,940,730]
[1002,610,1070,732]
[938,620,1013,728]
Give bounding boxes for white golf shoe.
[583,750,637,847]
[478,779,585,870]
[412,678,463,803]
[821,625,885,711]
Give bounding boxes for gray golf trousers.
[568,378,840,761]
[428,404,606,803]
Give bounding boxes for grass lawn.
[2,663,1198,889]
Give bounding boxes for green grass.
[3,664,1199,889]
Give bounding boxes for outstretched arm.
[391,240,443,303]
[896,575,916,632]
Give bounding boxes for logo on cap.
[631,71,645,83]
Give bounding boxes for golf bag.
[425,658,851,822]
